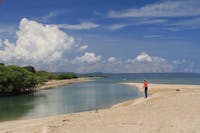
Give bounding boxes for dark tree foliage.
[0,65,37,96]
[57,73,78,80]
[0,65,78,96]
[23,66,36,73]
[34,71,57,84]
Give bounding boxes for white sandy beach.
[0,82,200,133]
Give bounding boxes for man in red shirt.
[143,80,148,98]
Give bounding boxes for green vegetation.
[34,71,57,83]
[23,66,36,73]
[0,64,78,96]
[0,65,37,95]
[57,73,78,80]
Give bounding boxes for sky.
[0,0,200,73]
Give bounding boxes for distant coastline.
[37,77,95,90]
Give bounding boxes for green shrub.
[23,66,36,73]
[57,73,78,80]
[34,71,56,84]
[0,64,78,96]
[0,65,37,95]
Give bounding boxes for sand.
[37,77,94,90]
[0,82,200,133]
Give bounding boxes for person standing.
[143,80,148,98]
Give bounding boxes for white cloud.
[41,10,66,21]
[0,18,74,64]
[135,19,167,25]
[0,39,2,47]
[144,35,161,38]
[75,57,123,73]
[107,0,200,31]
[166,17,200,31]
[73,52,101,64]
[108,0,200,18]
[0,18,196,73]
[74,52,173,73]
[57,22,100,30]
[172,59,186,65]
[94,10,104,16]
[125,52,171,73]
[107,57,117,63]
[109,23,130,30]
[109,19,167,30]
[78,45,88,51]
[127,52,166,63]
[135,52,153,62]
[152,56,166,63]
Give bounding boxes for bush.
[23,66,36,73]
[57,73,78,80]
[0,64,78,96]
[0,65,37,95]
[34,71,56,84]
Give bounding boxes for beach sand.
[37,77,94,90]
[0,83,200,133]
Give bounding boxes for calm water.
[1,73,200,122]
[0,78,141,122]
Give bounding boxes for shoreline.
[37,77,95,90]
[112,82,200,108]
[0,83,200,132]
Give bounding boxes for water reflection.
[0,80,141,121]
[0,94,46,121]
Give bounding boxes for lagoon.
[1,73,200,122]
[0,78,141,122]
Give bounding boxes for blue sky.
[0,0,200,73]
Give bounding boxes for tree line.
[0,64,77,96]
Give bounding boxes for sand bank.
[37,77,94,90]
[0,83,200,133]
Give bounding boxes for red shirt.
[144,81,148,88]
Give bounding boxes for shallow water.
[1,73,200,122]
[0,79,141,122]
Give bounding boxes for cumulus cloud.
[127,52,166,63]
[0,18,194,73]
[57,22,100,30]
[107,57,117,63]
[0,18,74,65]
[135,52,153,62]
[74,53,173,73]
[74,57,123,73]
[125,52,172,73]
[73,52,101,64]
